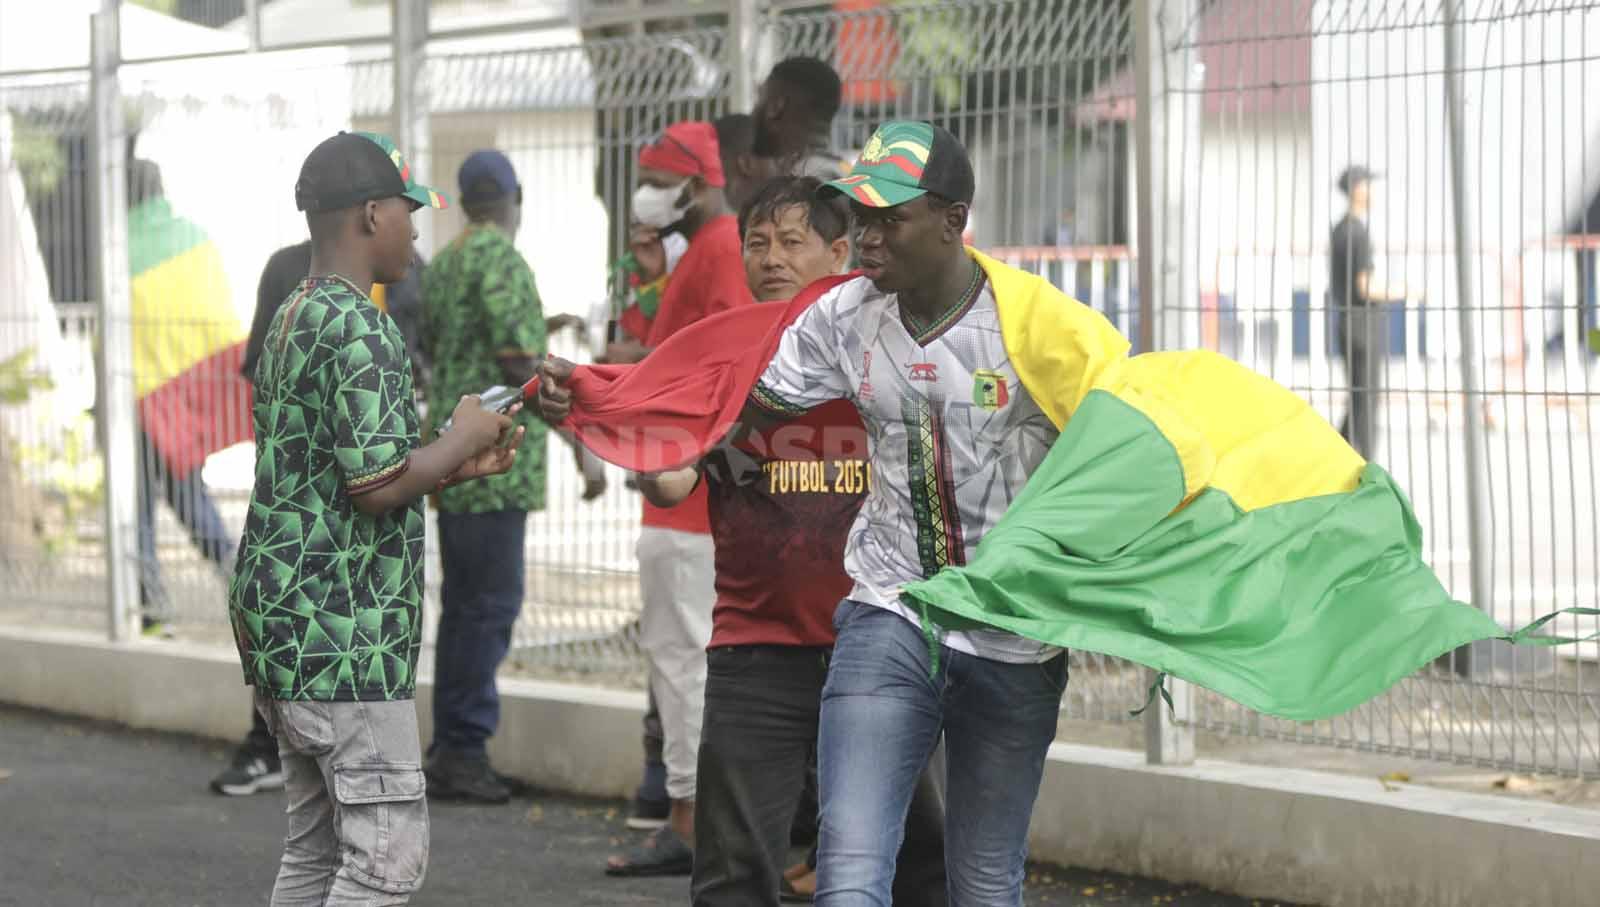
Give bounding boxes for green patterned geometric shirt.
[228,276,425,702]
[422,223,548,513]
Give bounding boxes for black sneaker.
[425,750,511,805]
[210,748,284,796]
[626,794,670,830]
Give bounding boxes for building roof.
[229,0,571,48]
[1077,0,1312,123]
[0,0,246,73]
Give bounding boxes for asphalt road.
[0,705,1306,907]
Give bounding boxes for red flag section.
[560,274,856,471]
[136,339,254,478]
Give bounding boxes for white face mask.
[632,181,692,230]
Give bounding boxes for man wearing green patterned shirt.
[419,149,559,804]
[230,131,523,904]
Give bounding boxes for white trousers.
[636,526,716,801]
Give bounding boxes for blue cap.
[457,150,518,205]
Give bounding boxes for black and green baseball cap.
[295,131,449,213]
[823,121,975,208]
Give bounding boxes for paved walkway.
[0,705,1305,906]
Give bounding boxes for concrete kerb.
[1028,743,1597,907]
[2,625,1596,906]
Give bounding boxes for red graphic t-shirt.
[704,400,868,648]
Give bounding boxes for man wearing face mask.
[603,121,755,877]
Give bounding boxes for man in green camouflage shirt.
[231,131,523,904]
[419,149,564,803]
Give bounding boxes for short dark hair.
[739,175,850,244]
[714,113,756,167]
[766,57,843,122]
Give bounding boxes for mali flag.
[129,198,253,478]
[555,249,1585,720]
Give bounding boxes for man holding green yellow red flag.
[126,160,254,628]
[537,121,1579,905]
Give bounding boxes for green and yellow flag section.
[901,249,1581,721]
[129,197,253,476]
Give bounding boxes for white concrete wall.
[1196,112,1314,378]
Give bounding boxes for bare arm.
[1355,271,1410,304]
[554,428,609,500]
[600,339,651,364]
[635,465,701,508]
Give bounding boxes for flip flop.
[604,826,694,878]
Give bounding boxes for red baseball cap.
[638,121,725,188]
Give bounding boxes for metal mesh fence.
[2,0,1597,774]
[0,81,104,632]
[1162,0,1600,776]
[422,27,731,679]
[0,23,735,680]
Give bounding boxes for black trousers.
[1338,307,1388,461]
[692,645,946,907]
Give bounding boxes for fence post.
[91,0,139,643]
[728,0,760,112]
[392,0,433,255]
[1441,0,1493,673]
[245,0,262,52]
[1133,0,1197,766]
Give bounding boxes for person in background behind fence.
[601,121,754,878]
[125,159,253,636]
[231,131,523,905]
[715,113,781,216]
[245,242,431,389]
[751,57,848,180]
[616,113,770,835]
[1330,165,1409,460]
[207,237,308,798]
[419,149,577,804]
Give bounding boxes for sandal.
[604,826,694,877]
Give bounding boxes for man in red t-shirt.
[603,121,754,877]
[635,177,946,906]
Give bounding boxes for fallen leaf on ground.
[1494,775,1558,794]
[1378,770,1411,791]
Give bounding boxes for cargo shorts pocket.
[333,762,429,893]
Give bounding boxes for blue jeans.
[816,600,1067,907]
[430,510,527,758]
[136,428,234,619]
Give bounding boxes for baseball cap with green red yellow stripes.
[822,121,975,208]
[295,131,449,213]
